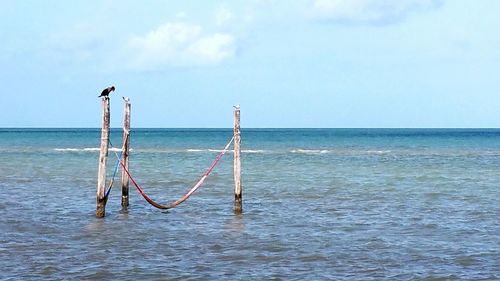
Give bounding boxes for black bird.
[98,86,115,98]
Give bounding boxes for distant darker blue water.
[0,128,499,280]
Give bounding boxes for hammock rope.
[103,139,123,202]
[110,136,234,209]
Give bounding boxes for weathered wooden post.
[233,105,242,213]
[121,97,131,208]
[96,97,110,218]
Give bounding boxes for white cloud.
[188,33,235,62]
[127,22,236,69]
[42,22,110,69]
[309,0,443,24]
[215,6,233,26]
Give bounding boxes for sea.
[0,128,498,280]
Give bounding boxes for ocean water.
[0,128,499,280]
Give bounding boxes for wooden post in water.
[96,97,110,218]
[233,105,242,213]
[121,97,131,208]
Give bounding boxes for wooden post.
[233,105,242,213]
[121,97,131,208]
[96,97,110,218]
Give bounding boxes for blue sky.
[1,0,499,128]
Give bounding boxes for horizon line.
[1,127,500,130]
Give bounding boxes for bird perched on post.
[98,86,115,98]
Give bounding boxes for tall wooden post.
[121,97,131,208]
[96,97,110,218]
[233,105,242,213]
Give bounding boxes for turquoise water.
[0,128,499,280]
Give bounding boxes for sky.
[0,0,499,128]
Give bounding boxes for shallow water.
[0,129,499,280]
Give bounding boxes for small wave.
[184,149,224,153]
[54,148,81,152]
[55,147,125,152]
[242,149,265,154]
[291,149,330,154]
[186,149,205,152]
[84,147,124,152]
[185,148,265,154]
[366,150,391,154]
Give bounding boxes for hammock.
[115,136,234,209]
